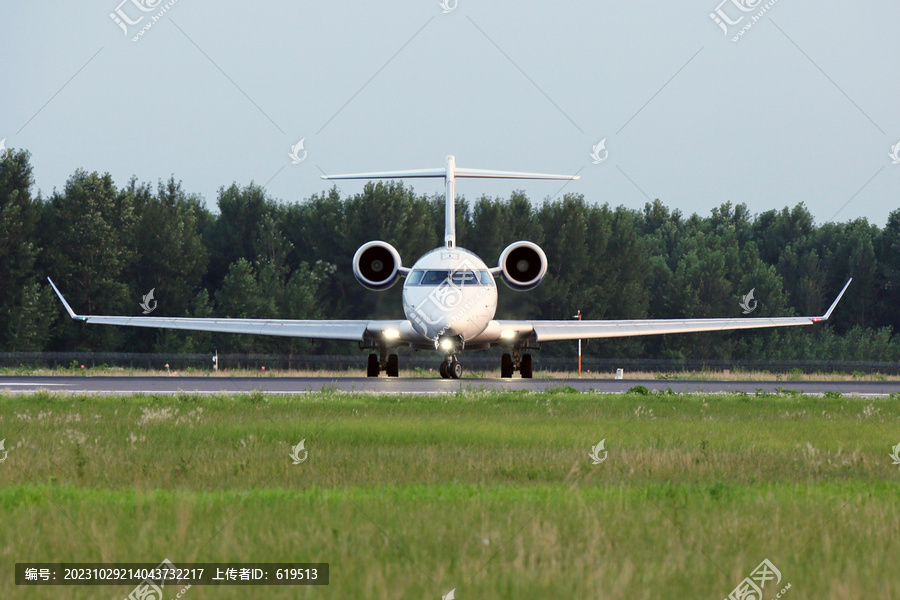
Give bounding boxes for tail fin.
[322,156,579,248]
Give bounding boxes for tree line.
[2,147,899,361]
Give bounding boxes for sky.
[2,0,898,225]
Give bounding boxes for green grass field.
[1,390,898,599]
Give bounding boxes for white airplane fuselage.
[401,247,498,345]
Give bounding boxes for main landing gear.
[439,356,463,379]
[500,348,533,378]
[366,351,399,377]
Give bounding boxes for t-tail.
[321,155,580,249]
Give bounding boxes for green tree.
[117,177,210,351]
[875,209,900,331]
[6,282,55,351]
[205,183,278,290]
[153,282,218,354]
[129,177,209,311]
[38,170,135,350]
[0,148,43,349]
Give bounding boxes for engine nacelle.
[498,241,548,291]
[353,241,402,291]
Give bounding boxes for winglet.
[47,277,79,319]
[812,278,852,322]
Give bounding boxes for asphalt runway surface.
[1,376,899,396]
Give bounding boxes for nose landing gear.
[439,356,463,379]
[435,334,465,379]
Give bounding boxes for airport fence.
[0,352,898,375]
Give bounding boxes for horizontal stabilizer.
[320,155,579,248]
[321,168,447,180]
[455,168,579,180]
[321,158,579,182]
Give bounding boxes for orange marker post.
[572,310,582,377]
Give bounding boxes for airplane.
[48,155,852,379]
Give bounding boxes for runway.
[1,376,898,396]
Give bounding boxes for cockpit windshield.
[451,271,478,285]
[408,269,493,286]
[421,270,449,285]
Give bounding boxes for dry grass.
[606,369,900,382]
[3,365,899,381]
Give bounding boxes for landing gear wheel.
[439,361,450,379]
[501,353,514,378]
[521,353,533,379]
[367,353,380,377]
[450,359,463,379]
[386,354,399,377]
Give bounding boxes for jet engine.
[353,241,402,290]
[498,241,547,291]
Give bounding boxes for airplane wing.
[48,278,419,342]
[484,279,852,343]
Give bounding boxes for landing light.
[500,330,516,339]
[440,338,455,350]
[384,328,401,339]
